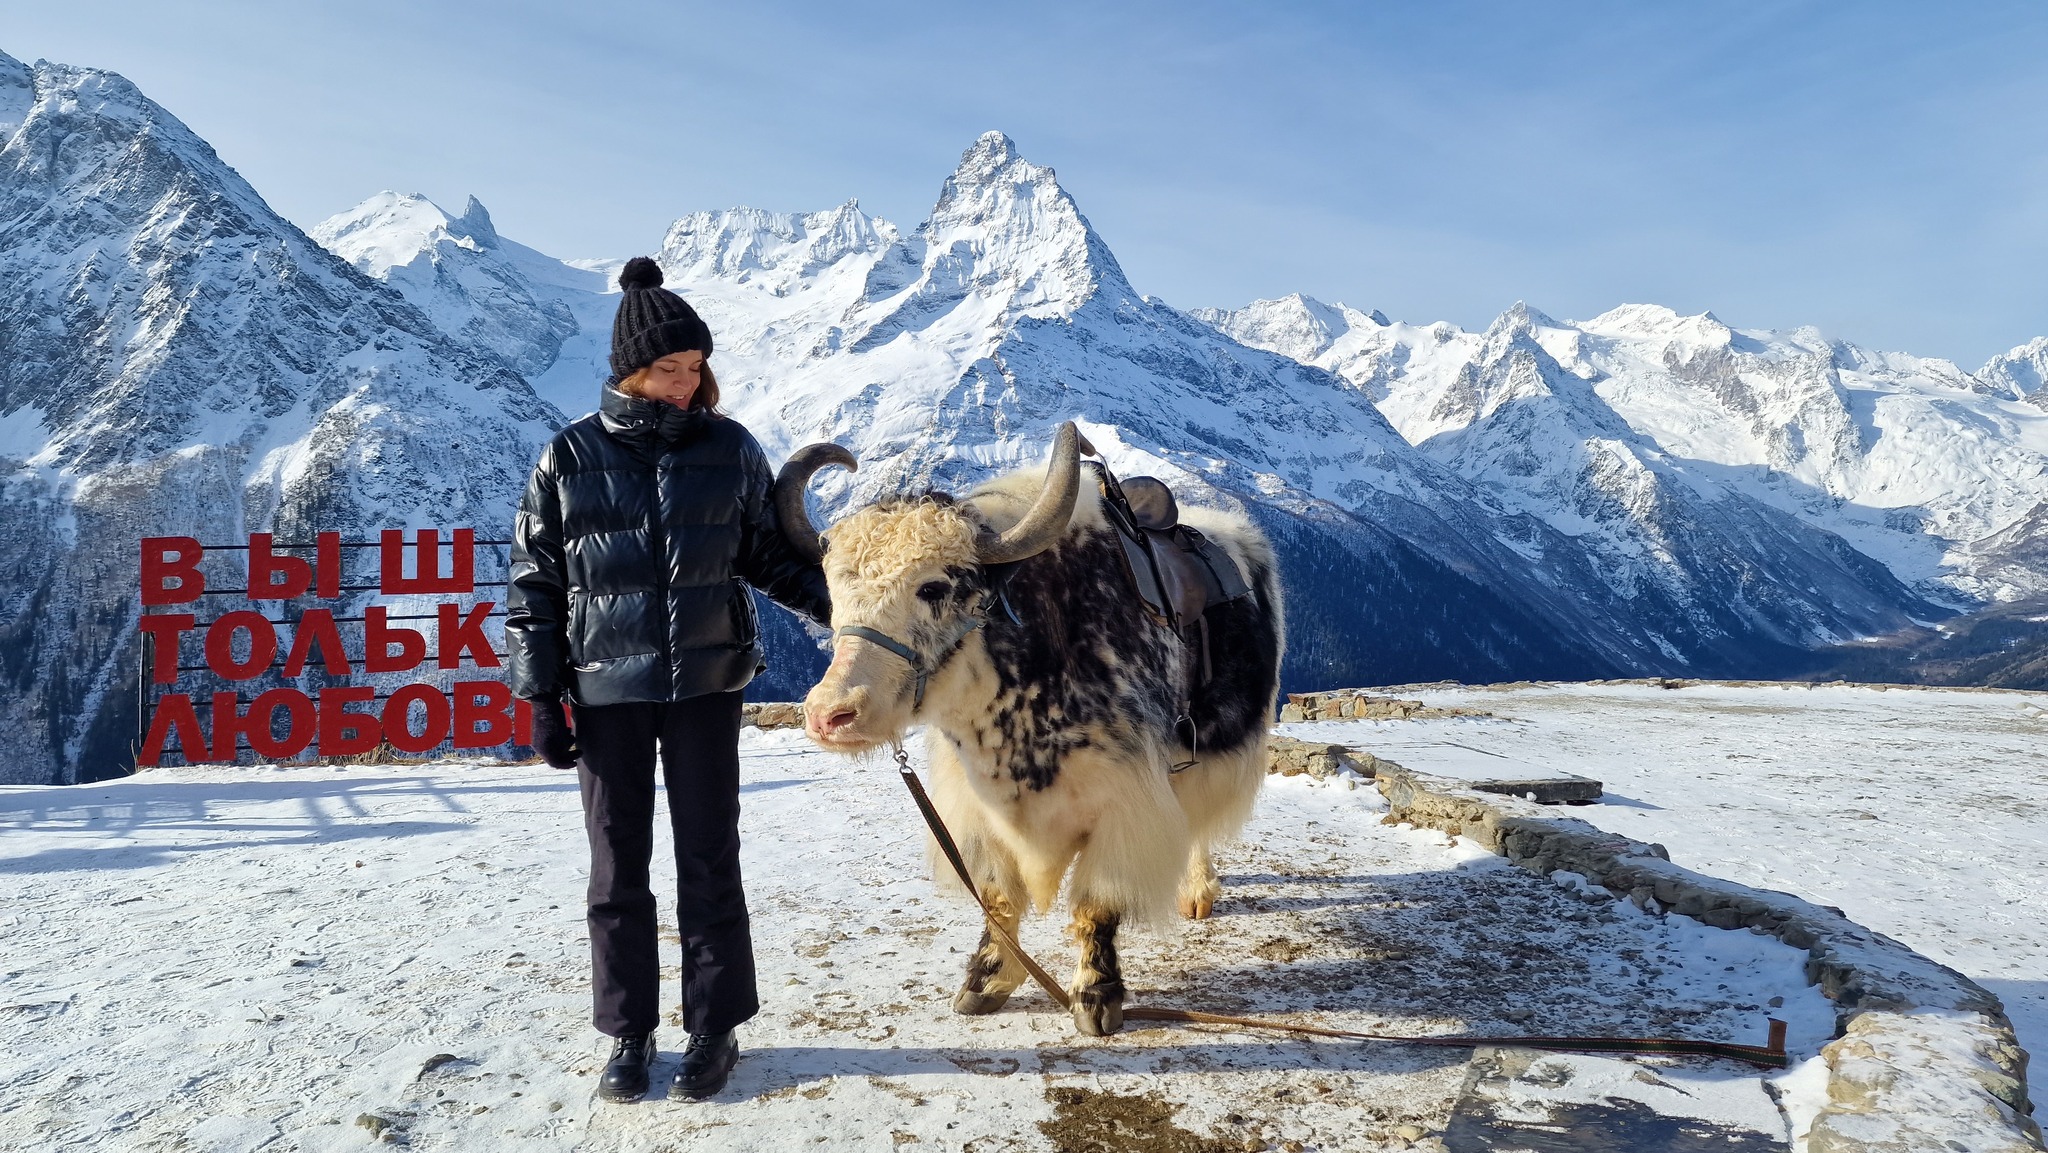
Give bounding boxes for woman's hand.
[531,698,580,769]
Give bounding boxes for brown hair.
[617,358,722,413]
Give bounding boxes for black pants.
[576,692,757,1038]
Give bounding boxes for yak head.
[776,423,1092,753]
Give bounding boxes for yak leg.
[952,886,1028,1015]
[1169,739,1269,920]
[1067,905,1126,1036]
[1177,846,1221,920]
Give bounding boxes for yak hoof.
[952,986,1013,1016]
[1178,880,1220,920]
[1070,986,1125,1036]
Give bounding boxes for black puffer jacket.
[506,387,830,707]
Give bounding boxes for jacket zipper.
[651,459,674,685]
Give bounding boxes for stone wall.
[1374,762,2042,1153]
[1278,690,1491,723]
[1264,734,1391,779]
[741,702,806,731]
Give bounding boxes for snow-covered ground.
[0,723,1844,1151]
[1291,681,2048,1073]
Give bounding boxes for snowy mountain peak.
[1981,336,2048,404]
[847,132,1135,344]
[1492,300,1562,333]
[452,195,498,248]
[951,129,1022,184]
[1478,302,1580,370]
[1191,293,1353,360]
[3,54,276,230]
[312,190,603,384]
[660,200,895,285]
[1580,303,1735,350]
[312,191,474,275]
[1277,292,1352,338]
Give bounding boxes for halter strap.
[833,611,987,710]
[834,624,921,668]
[830,567,1023,711]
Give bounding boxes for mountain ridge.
[1204,291,2048,605]
[319,133,1950,699]
[7,45,2045,785]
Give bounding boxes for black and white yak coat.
[793,436,1284,1034]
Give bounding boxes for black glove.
[530,697,580,769]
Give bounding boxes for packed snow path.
[3,726,1834,1151]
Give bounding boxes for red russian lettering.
[137,614,195,683]
[317,687,381,757]
[138,693,207,766]
[204,611,278,680]
[452,680,512,749]
[246,688,316,759]
[246,533,311,600]
[208,692,253,761]
[379,528,475,595]
[282,609,353,677]
[382,684,452,754]
[315,531,341,600]
[437,601,499,669]
[513,698,534,747]
[141,537,205,606]
[365,606,426,673]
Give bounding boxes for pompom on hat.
[610,256,713,379]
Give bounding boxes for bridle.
[834,609,986,711]
[830,566,1020,711]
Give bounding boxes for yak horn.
[775,442,859,563]
[978,422,1096,566]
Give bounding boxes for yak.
[776,422,1285,1035]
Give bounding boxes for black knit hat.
[610,256,713,378]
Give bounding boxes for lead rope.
[893,743,1070,1010]
[890,743,1791,1069]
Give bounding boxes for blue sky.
[9,1,2046,365]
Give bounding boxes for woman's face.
[640,351,705,408]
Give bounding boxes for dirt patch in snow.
[1037,1086,1236,1153]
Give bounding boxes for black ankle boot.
[598,1033,655,1102]
[668,1030,737,1099]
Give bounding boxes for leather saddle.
[1085,462,1253,684]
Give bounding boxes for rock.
[1265,736,1366,779]
[1699,906,1746,930]
[1393,1123,1427,1141]
[743,702,806,730]
[1271,688,1490,722]
[1464,775,1603,805]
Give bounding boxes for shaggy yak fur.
[801,465,1285,1035]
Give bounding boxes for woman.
[505,256,831,1103]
